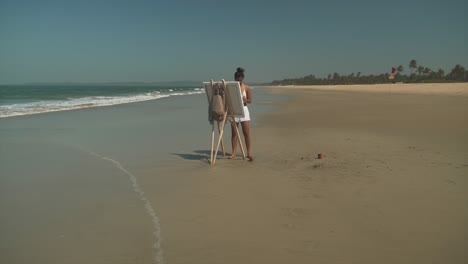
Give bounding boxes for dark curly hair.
[234,67,245,79]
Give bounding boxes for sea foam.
[0,89,204,118]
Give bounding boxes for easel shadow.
[171,150,228,164]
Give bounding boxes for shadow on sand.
[171,150,228,164]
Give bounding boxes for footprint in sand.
[446,180,456,185]
[313,193,325,199]
[310,163,324,169]
[283,223,298,230]
[282,207,307,217]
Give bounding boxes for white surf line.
[79,148,164,264]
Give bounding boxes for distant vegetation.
[269,60,468,85]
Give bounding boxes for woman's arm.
[244,85,252,104]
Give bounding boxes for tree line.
[269,60,468,85]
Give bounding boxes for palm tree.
[397,65,404,73]
[417,66,424,75]
[409,59,417,74]
[437,69,445,79]
[448,64,466,80]
[423,67,431,75]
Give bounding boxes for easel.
[209,80,246,166]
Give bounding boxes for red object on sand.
[318,153,323,159]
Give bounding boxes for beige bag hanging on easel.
[210,81,225,122]
[209,80,226,164]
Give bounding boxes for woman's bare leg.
[230,121,238,158]
[241,121,253,161]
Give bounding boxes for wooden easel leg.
[217,121,225,157]
[232,118,247,159]
[210,123,215,166]
[213,111,229,166]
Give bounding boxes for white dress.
[235,90,251,123]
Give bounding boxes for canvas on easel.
[204,80,246,166]
[204,81,245,118]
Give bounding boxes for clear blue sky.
[1,0,467,84]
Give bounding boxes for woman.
[230,67,253,161]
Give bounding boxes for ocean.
[0,84,204,118]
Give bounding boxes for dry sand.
[141,83,468,264]
[269,82,468,96]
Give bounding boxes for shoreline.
[0,89,205,119]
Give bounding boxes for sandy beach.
[1,83,467,264]
[149,83,468,263]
